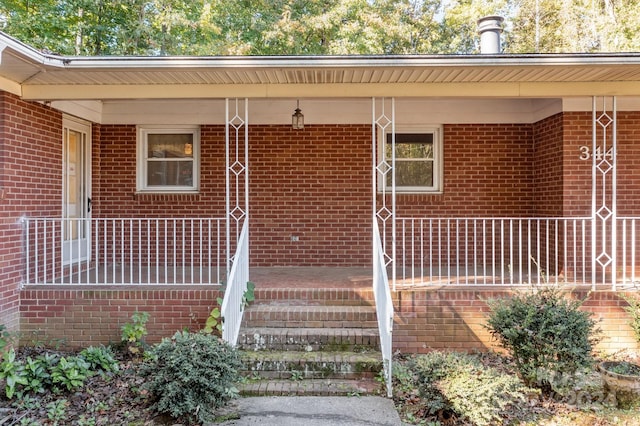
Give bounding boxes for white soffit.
[100,98,564,125]
[3,32,640,100]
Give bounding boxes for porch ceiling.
[2,32,640,100]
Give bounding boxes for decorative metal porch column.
[225,98,249,276]
[592,96,617,289]
[372,97,396,289]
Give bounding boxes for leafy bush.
[121,311,150,355]
[141,331,242,425]
[622,294,640,342]
[50,356,90,392]
[406,351,534,426]
[485,287,598,391]
[79,346,119,373]
[0,348,27,398]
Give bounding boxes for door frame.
[62,116,92,265]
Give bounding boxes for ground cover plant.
[0,313,243,425]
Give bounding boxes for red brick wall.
[20,286,221,349]
[562,112,593,217]
[19,284,638,353]
[0,93,62,331]
[95,125,227,218]
[533,113,564,216]
[250,125,371,266]
[396,123,535,218]
[392,288,640,354]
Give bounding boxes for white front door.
[62,117,91,264]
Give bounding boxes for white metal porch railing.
[22,217,225,285]
[220,220,249,346]
[395,217,640,290]
[373,224,394,398]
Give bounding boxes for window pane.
[386,161,433,187]
[147,161,193,186]
[385,133,433,159]
[148,134,193,159]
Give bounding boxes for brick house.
[1,28,640,383]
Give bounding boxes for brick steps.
[238,378,381,397]
[253,288,375,306]
[238,327,381,352]
[242,305,378,329]
[238,283,382,397]
[240,350,382,380]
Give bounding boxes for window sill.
[134,192,201,203]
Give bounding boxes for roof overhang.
[2,31,640,101]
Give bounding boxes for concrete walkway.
[215,396,403,426]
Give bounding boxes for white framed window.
[137,125,200,193]
[383,126,443,193]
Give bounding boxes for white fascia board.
[22,80,640,102]
[0,74,21,96]
[50,100,103,124]
[21,82,524,100]
[50,52,640,70]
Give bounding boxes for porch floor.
[249,267,373,288]
[35,265,638,289]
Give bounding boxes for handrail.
[395,216,640,289]
[22,217,224,285]
[220,220,249,346]
[373,224,394,397]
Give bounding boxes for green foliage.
[242,281,256,309]
[121,311,150,355]
[0,325,13,354]
[485,287,598,390]
[141,330,242,425]
[46,398,68,425]
[0,348,28,399]
[50,356,90,392]
[3,0,640,56]
[622,294,640,342]
[406,351,535,426]
[204,281,255,335]
[21,356,51,395]
[203,297,224,334]
[79,345,119,373]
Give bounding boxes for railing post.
[592,96,617,290]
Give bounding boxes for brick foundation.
[392,287,640,354]
[19,286,221,349]
[18,284,640,355]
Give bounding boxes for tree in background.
[0,0,638,56]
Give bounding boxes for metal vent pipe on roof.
[477,16,504,54]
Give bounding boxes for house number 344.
[578,145,613,161]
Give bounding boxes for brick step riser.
[241,360,382,379]
[238,379,381,397]
[243,310,378,323]
[241,370,378,380]
[243,320,379,329]
[238,342,381,352]
[253,290,376,306]
[252,300,375,307]
[238,336,380,352]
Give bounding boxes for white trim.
[62,116,92,265]
[136,125,200,193]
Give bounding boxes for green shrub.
[407,351,534,426]
[0,348,27,399]
[141,331,242,425]
[485,287,598,391]
[50,356,90,392]
[79,346,119,373]
[121,311,150,356]
[622,294,640,342]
